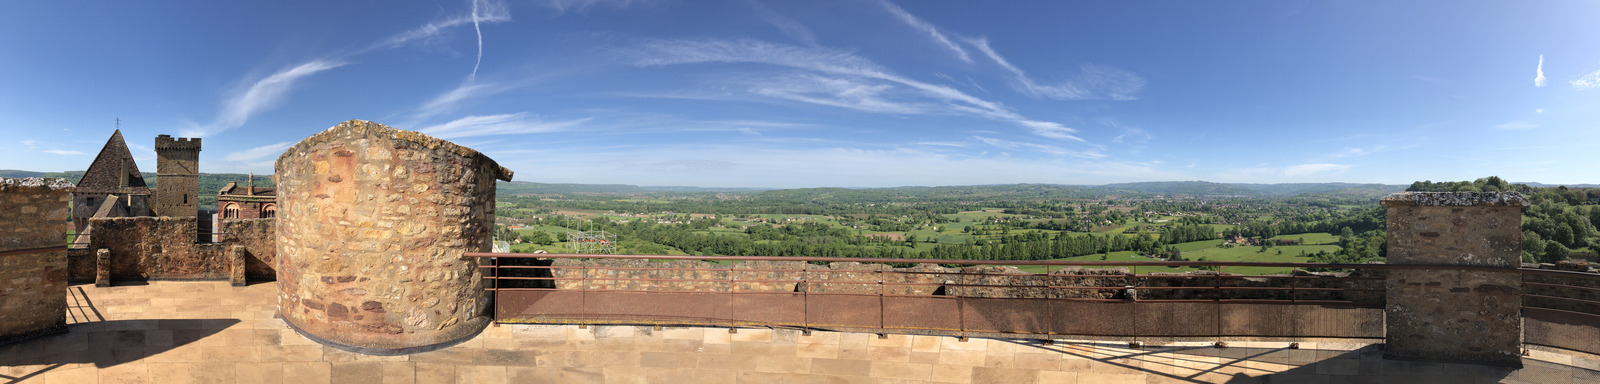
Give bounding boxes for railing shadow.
[0,318,240,383]
[999,338,1517,383]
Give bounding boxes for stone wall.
[86,216,276,281]
[0,177,73,344]
[276,119,513,353]
[90,216,224,280]
[1381,191,1527,367]
[220,218,277,281]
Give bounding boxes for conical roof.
[76,130,148,192]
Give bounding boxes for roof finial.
[248,172,255,195]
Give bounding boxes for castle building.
[217,173,276,219]
[72,130,151,237]
[152,134,200,217]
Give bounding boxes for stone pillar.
[1381,192,1528,367]
[275,120,513,354]
[230,245,247,287]
[95,248,111,287]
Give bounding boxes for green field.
[1010,235,1342,275]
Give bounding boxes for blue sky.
[3,1,1598,188]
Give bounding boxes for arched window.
[224,203,240,219]
[262,204,276,219]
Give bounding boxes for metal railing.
[466,253,1395,341]
[465,253,1600,353]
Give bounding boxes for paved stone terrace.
[1,282,1597,383]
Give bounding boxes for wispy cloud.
[366,0,510,53]
[541,0,642,14]
[627,38,1083,141]
[973,136,1104,159]
[1217,163,1352,181]
[967,37,1145,101]
[490,143,1175,188]
[42,149,83,155]
[1283,163,1350,177]
[1574,67,1600,90]
[750,74,926,115]
[1535,55,1547,87]
[184,60,348,137]
[419,113,592,139]
[746,0,816,46]
[1496,122,1538,130]
[877,0,970,63]
[20,140,36,148]
[223,141,294,162]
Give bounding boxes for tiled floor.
[1,282,1596,383]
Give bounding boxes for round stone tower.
[274,119,513,354]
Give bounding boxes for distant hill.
[1097,181,1406,197]
[495,181,766,195]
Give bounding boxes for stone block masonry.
[1381,191,1528,367]
[0,177,73,344]
[85,216,277,281]
[276,119,513,354]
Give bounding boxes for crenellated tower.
[153,134,201,217]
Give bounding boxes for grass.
[1006,236,1343,275]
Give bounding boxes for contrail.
[469,0,484,82]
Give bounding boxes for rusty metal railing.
[1520,267,1600,356]
[466,252,1600,352]
[465,253,1394,341]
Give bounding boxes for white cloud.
[367,0,510,52]
[1283,163,1351,177]
[1574,67,1600,90]
[1496,122,1538,130]
[487,143,1173,188]
[1535,55,1547,87]
[973,136,1104,159]
[419,113,592,139]
[184,60,348,137]
[746,0,816,46]
[541,0,641,14]
[224,141,294,162]
[877,0,970,63]
[414,82,501,123]
[750,74,927,115]
[627,38,1082,141]
[42,149,83,155]
[968,37,1145,101]
[20,140,36,148]
[1536,108,1545,114]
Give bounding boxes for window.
[224,203,239,219]
[263,205,276,219]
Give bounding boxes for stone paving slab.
[1,282,1598,383]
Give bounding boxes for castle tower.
[153,134,201,217]
[73,130,151,234]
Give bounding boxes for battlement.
[154,134,202,149]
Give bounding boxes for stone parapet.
[0,177,72,345]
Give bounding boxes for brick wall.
[0,177,73,344]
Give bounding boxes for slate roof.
[77,130,149,193]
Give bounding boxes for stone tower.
[153,134,201,217]
[276,119,512,354]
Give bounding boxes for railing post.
[1381,192,1528,367]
